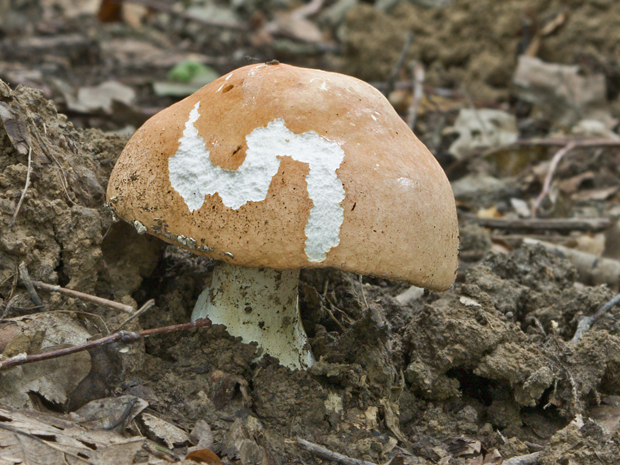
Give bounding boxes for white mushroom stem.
[191,262,315,370]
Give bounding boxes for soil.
[343,0,620,103]
[2,0,620,463]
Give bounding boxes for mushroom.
[106,63,458,370]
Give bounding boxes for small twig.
[54,309,110,335]
[18,262,41,306]
[142,441,180,462]
[515,138,620,148]
[531,141,577,218]
[0,318,212,371]
[464,215,614,233]
[10,145,32,227]
[359,275,370,311]
[31,280,135,313]
[36,136,76,206]
[570,292,620,345]
[0,295,20,321]
[296,438,377,465]
[113,299,156,332]
[386,32,414,96]
[324,302,346,332]
[406,61,425,130]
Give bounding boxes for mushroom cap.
[107,63,458,290]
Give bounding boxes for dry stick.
[0,295,19,321]
[18,262,41,306]
[10,146,32,227]
[468,216,614,233]
[570,292,620,345]
[406,62,425,130]
[31,280,136,313]
[296,438,378,465]
[531,141,577,218]
[386,32,414,96]
[523,238,620,289]
[515,138,620,148]
[114,299,156,332]
[0,317,212,371]
[0,295,20,320]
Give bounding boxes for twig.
[0,295,20,321]
[18,262,41,306]
[0,318,212,371]
[10,146,32,227]
[31,280,136,313]
[406,61,425,130]
[502,452,541,465]
[515,138,620,148]
[359,275,369,311]
[464,215,614,233]
[523,238,620,289]
[142,441,180,462]
[531,141,577,217]
[113,299,156,332]
[296,438,377,465]
[386,32,414,97]
[570,292,620,345]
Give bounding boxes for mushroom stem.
[191,262,315,369]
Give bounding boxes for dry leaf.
[444,109,518,159]
[0,313,93,409]
[589,405,620,435]
[558,172,595,195]
[141,412,191,448]
[0,405,145,465]
[513,56,614,128]
[572,186,620,202]
[272,13,323,43]
[74,395,148,431]
[186,448,222,464]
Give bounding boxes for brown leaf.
[0,405,145,464]
[141,413,191,449]
[186,448,222,464]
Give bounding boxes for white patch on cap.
[169,102,346,262]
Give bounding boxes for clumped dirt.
[2,86,620,461]
[343,0,620,102]
[0,81,162,310]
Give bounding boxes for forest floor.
[1,0,620,463]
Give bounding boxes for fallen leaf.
[0,313,93,409]
[74,395,148,432]
[0,405,145,464]
[444,108,518,159]
[513,56,615,128]
[141,412,191,449]
[186,448,222,464]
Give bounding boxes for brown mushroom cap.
[107,63,458,290]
